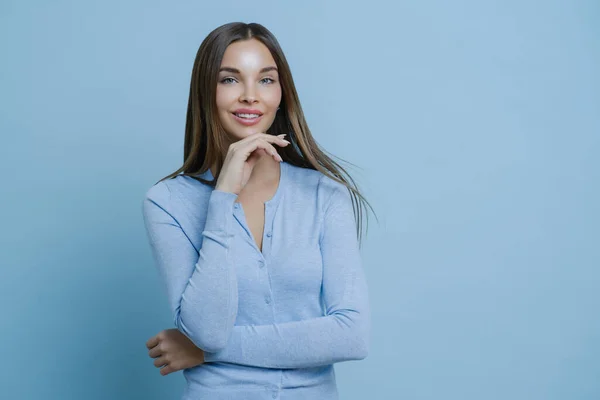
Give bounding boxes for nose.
[239,83,258,104]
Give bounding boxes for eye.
[261,77,275,84]
[220,77,236,84]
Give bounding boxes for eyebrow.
[219,66,278,74]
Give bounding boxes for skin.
[147,38,286,376]
[213,37,283,190]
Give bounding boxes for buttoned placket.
[234,201,277,309]
[262,202,275,307]
[212,164,286,394]
[220,162,286,320]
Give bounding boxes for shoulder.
[284,162,350,213]
[316,171,352,213]
[317,173,348,197]
[143,178,172,205]
[146,173,212,199]
[142,174,212,220]
[284,161,344,191]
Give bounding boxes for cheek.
[215,87,237,111]
[263,86,282,109]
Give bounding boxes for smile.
[231,112,264,126]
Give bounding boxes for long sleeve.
[142,183,240,353]
[203,181,371,369]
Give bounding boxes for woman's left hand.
[146,328,205,376]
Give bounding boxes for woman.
[142,22,376,400]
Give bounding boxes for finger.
[154,356,168,368]
[253,140,283,162]
[254,139,280,154]
[148,345,162,358]
[244,132,289,147]
[146,336,159,349]
[263,133,290,146]
[160,364,174,376]
[232,135,288,160]
[239,138,282,162]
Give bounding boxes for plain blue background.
[1,0,599,399]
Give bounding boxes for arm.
[204,180,371,369]
[142,184,239,353]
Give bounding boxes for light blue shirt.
[142,160,371,400]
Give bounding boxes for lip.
[234,108,263,115]
[231,112,264,126]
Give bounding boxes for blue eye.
[220,77,275,84]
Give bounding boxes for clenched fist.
[146,328,205,376]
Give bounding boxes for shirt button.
[265,296,271,304]
[234,203,240,209]
[258,260,265,268]
[272,393,277,399]
[266,232,272,237]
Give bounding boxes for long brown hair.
[158,22,377,246]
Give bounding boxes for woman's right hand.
[146,328,205,376]
[215,133,290,195]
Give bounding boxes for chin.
[224,118,276,138]
[224,127,259,142]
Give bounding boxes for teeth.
[235,113,260,119]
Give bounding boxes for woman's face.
[216,38,282,141]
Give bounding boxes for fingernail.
[278,134,286,138]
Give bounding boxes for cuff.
[203,190,238,233]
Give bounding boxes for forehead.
[220,38,277,72]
